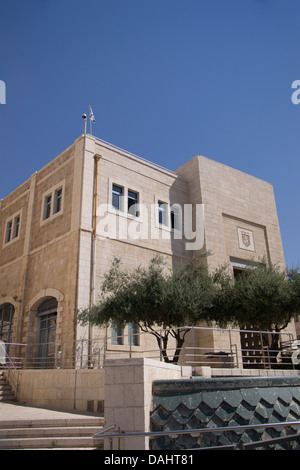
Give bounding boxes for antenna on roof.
[82,114,87,136]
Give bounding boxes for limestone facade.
[0,133,295,368]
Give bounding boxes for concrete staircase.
[0,371,105,450]
[0,371,16,402]
[0,415,105,450]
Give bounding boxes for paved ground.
[0,401,103,424]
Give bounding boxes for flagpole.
[89,106,95,135]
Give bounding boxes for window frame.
[41,180,65,224]
[111,321,124,345]
[109,322,140,350]
[54,187,63,214]
[112,184,124,212]
[109,180,142,220]
[128,322,139,346]
[43,194,52,220]
[3,211,22,246]
[127,189,139,217]
[158,200,168,226]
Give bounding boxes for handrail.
[94,424,121,450]
[0,324,296,371]
[94,420,300,450]
[243,433,300,450]
[94,424,117,437]
[1,350,21,399]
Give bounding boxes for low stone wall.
[9,360,300,450]
[14,369,105,412]
[151,376,300,450]
[104,358,192,450]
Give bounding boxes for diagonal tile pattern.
[150,376,300,450]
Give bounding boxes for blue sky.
[0,0,300,268]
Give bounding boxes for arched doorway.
[36,298,57,368]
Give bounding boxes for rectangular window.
[112,184,123,211]
[128,190,139,216]
[171,207,181,231]
[111,322,124,345]
[128,322,139,346]
[12,215,20,239]
[5,220,12,243]
[158,201,167,226]
[41,181,64,223]
[44,194,52,220]
[54,188,62,214]
[4,214,21,244]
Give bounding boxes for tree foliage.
[77,256,300,364]
[78,255,227,363]
[228,261,300,352]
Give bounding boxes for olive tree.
[229,262,299,360]
[77,256,226,363]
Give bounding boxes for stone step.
[0,395,17,402]
[0,435,102,449]
[0,373,16,402]
[0,417,104,428]
[0,415,104,450]
[0,392,16,402]
[0,425,102,439]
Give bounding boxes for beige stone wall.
[175,154,295,346]
[0,133,294,364]
[103,358,191,450]
[93,139,189,262]
[0,137,83,354]
[175,155,285,270]
[15,368,105,412]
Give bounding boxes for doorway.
[37,298,57,368]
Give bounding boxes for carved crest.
[241,231,251,247]
[237,227,254,252]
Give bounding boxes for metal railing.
[94,420,300,451]
[0,325,297,371]
[0,343,25,398]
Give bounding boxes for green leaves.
[77,256,300,362]
[77,256,228,362]
[229,262,299,335]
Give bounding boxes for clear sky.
[1,0,300,268]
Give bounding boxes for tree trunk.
[151,330,183,363]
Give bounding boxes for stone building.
[0,133,295,369]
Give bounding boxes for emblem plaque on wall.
[237,227,255,251]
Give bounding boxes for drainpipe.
[74,116,88,367]
[88,153,102,366]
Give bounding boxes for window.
[171,208,180,230]
[5,221,12,243]
[111,322,124,345]
[13,215,20,239]
[43,194,52,220]
[54,188,62,214]
[128,190,139,216]
[37,298,57,369]
[41,181,64,222]
[112,184,123,211]
[111,322,139,346]
[4,213,21,244]
[128,322,139,346]
[158,201,167,226]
